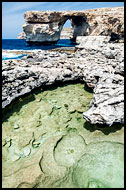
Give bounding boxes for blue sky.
[2,2,124,39]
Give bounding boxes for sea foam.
[2,52,26,60]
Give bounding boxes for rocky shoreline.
[2,36,124,126]
[2,5,124,188]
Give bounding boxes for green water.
[2,83,124,188]
[2,83,92,159]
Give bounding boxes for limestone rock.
[23,11,89,43]
[2,36,124,126]
[22,7,124,44]
[83,78,124,126]
[17,32,26,39]
[24,10,86,23]
[23,22,61,43]
[76,36,124,126]
[76,36,110,48]
[54,133,86,167]
[84,6,124,40]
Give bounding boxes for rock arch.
[22,7,124,44]
[69,16,91,42]
[22,11,91,44]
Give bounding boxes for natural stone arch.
[22,8,124,44]
[22,11,91,44]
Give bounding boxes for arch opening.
[60,19,73,40]
[59,16,91,44]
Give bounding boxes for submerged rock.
[72,142,124,188]
[54,132,86,167]
[11,154,20,162]
[23,147,31,157]
[76,36,124,126]
[2,82,124,188]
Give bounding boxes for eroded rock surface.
[2,83,124,188]
[17,32,26,39]
[84,6,124,40]
[2,37,124,188]
[22,7,124,43]
[75,36,124,126]
[2,36,124,126]
[72,142,124,188]
[2,84,91,188]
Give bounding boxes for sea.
[2,39,76,60]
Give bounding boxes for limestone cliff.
[84,6,124,41]
[22,7,124,44]
[18,29,73,40]
[22,10,89,43]
[17,32,26,39]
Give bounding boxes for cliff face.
[23,11,89,43]
[17,32,26,39]
[84,7,124,40]
[22,7,124,44]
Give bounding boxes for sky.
[2,2,124,39]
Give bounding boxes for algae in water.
[2,83,124,188]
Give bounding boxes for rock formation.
[84,6,124,41]
[76,36,124,126]
[17,32,26,39]
[18,28,73,40]
[2,36,124,126]
[2,6,124,188]
[22,7,124,44]
[23,10,90,44]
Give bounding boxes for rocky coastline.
[2,6,124,188]
[2,36,124,126]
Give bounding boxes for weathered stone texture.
[75,36,124,126]
[84,7,124,38]
[2,36,124,126]
[22,7,124,43]
[17,32,26,39]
